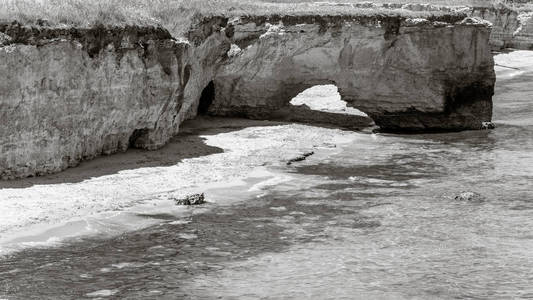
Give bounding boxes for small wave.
[111,262,144,269]
[270,206,287,212]
[248,173,293,192]
[178,233,198,240]
[349,176,409,187]
[494,51,533,80]
[168,220,191,225]
[86,289,119,298]
[495,68,525,80]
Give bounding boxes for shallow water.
[1,52,533,299]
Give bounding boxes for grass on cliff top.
[0,0,526,37]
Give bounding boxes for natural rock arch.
[206,16,495,132]
[289,84,368,117]
[0,14,496,179]
[285,84,374,129]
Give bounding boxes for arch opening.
[288,84,374,130]
[198,81,215,115]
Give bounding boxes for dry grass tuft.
[0,0,531,37]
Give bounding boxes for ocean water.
[1,51,532,299]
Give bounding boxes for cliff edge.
[211,15,495,132]
[0,10,495,179]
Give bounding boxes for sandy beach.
[0,116,365,254]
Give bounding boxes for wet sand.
[0,116,363,254]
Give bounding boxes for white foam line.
[0,123,361,254]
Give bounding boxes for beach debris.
[174,193,206,205]
[454,191,484,202]
[287,151,315,165]
[481,122,496,130]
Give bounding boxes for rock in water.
[454,192,484,202]
[0,32,12,46]
[287,151,315,165]
[175,193,206,205]
[481,122,496,130]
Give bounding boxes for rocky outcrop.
[0,21,230,179]
[174,193,206,205]
[454,191,484,202]
[514,11,533,49]
[386,2,533,50]
[210,15,495,132]
[320,2,533,50]
[471,5,520,49]
[0,12,495,179]
[470,5,533,50]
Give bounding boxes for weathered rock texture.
[211,15,495,132]
[470,5,533,50]
[0,21,230,179]
[323,2,533,50]
[379,2,533,50]
[0,12,495,179]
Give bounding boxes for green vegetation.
[0,0,530,37]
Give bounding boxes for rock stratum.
[311,2,533,50]
[470,4,533,50]
[0,12,495,179]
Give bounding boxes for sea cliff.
[0,10,495,179]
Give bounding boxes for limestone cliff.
[470,5,533,50]
[211,15,495,131]
[311,2,533,50]
[0,21,230,179]
[0,12,495,179]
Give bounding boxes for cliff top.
[0,0,484,38]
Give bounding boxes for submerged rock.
[174,193,206,206]
[0,32,11,45]
[454,191,484,202]
[481,122,496,129]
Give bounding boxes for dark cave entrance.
[198,81,215,115]
[129,128,150,148]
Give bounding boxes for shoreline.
[0,169,276,255]
[0,117,362,255]
[1,50,531,255]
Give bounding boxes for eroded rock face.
[211,15,495,132]
[469,5,533,50]
[514,12,533,49]
[402,3,533,50]
[0,13,496,179]
[311,2,533,50]
[0,22,230,179]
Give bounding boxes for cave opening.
[198,81,215,115]
[129,128,150,148]
[288,84,374,129]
